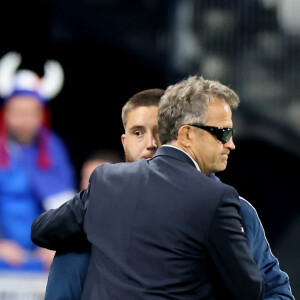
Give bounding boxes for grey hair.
[158,75,240,144]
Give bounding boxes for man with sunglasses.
[32,77,293,299]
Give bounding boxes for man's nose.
[146,133,158,149]
[224,137,235,150]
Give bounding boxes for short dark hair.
[121,89,164,128]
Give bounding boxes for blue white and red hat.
[0,51,64,103]
[0,51,65,169]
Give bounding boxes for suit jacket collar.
[152,145,196,169]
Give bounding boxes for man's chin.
[212,163,228,174]
[124,149,156,163]
[124,152,136,163]
[218,163,227,172]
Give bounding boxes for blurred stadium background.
[0,0,299,298]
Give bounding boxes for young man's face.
[121,106,161,162]
[4,95,44,144]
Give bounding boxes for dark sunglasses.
[186,124,235,143]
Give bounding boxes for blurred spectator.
[0,51,76,271]
[80,150,122,190]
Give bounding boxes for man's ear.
[121,134,126,150]
[177,125,192,148]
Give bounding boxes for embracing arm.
[31,188,90,251]
[207,187,264,300]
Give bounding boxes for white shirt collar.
[162,145,201,172]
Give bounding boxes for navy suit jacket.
[43,199,294,300]
[32,146,264,299]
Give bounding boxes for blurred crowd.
[0,51,122,274]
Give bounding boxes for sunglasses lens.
[222,129,233,143]
[187,124,234,144]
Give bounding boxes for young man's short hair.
[121,89,164,128]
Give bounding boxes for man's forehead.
[126,106,158,127]
[6,95,43,108]
[206,99,233,126]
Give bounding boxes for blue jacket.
[240,198,294,299]
[0,132,75,271]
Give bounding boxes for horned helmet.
[0,51,64,102]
